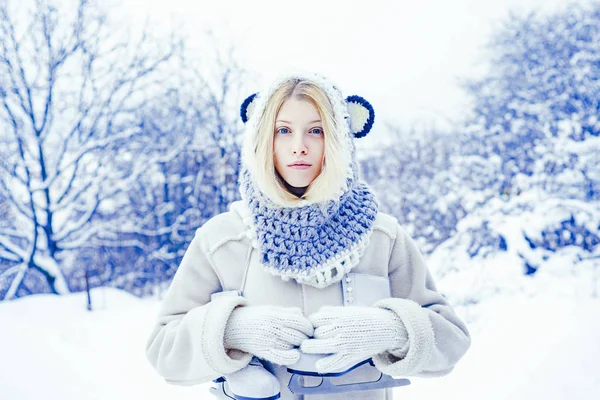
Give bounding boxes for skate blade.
[287,372,410,395]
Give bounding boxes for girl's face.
[273,98,325,188]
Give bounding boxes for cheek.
[273,147,285,168]
[317,138,325,156]
[272,138,280,160]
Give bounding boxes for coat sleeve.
[371,223,471,378]
[144,227,253,386]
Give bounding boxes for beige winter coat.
[145,200,471,399]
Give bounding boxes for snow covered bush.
[432,1,600,304]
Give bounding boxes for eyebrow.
[276,119,322,124]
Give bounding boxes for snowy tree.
[431,2,600,304]
[361,125,465,254]
[89,55,246,297]
[464,2,599,201]
[0,0,181,300]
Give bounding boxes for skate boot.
[210,357,281,400]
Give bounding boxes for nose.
[292,133,308,155]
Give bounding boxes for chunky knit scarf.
[236,168,379,289]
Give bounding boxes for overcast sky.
[122,0,588,144]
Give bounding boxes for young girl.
[145,72,471,400]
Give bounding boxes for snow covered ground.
[1,287,599,399]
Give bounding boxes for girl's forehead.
[277,99,320,118]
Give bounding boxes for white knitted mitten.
[300,305,409,373]
[224,305,314,366]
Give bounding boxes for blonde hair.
[248,78,349,207]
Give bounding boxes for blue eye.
[277,127,290,134]
[310,128,323,135]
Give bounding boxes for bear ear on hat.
[346,95,375,138]
[240,93,259,123]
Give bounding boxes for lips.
[288,162,312,167]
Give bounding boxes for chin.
[287,178,311,187]
[282,174,314,188]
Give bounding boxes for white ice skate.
[287,272,411,395]
[286,353,410,395]
[210,273,409,398]
[209,357,281,400]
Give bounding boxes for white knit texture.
[347,101,370,133]
[300,305,408,374]
[371,298,436,377]
[201,294,254,374]
[224,305,315,366]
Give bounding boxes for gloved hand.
[224,305,314,366]
[300,305,409,374]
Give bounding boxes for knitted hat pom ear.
[240,93,258,123]
[346,95,375,138]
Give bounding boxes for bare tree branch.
[0,0,183,298]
